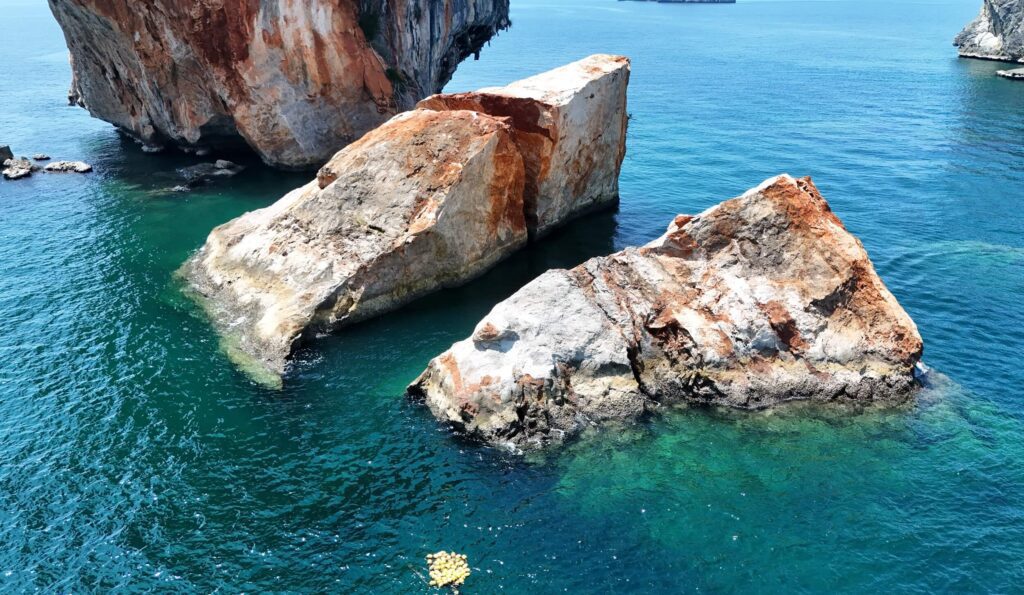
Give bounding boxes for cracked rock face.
[409,175,924,450]
[955,0,1024,62]
[48,0,510,168]
[181,56,629,383]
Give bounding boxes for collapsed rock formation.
[955,0,1024,63]
[48,0,511,168]
[409,175,924,450]
[181,56,630,382]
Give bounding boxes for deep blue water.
[2,0,1023,592]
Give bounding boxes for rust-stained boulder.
[48,0,510,168]
[181,56,630,383]
[409,175,924,450]
[418,54,630,237]
[181,109,526,383]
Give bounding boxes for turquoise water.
[2,0,1024,591]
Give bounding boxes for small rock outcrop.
[409,175,924,450]
[2,157,40,180]
[48,0,511,168]
[998,67,1024,78]
[44,161,93,173]
[0,146,13,162]
[181,56,630,383]
[955,0,1024,63]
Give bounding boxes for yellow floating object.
[425,550,471,589]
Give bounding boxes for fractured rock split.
[181,55,630,382]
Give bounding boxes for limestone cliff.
[955,0,1024,63]
[181,56,630,382]
[409,175,924,450]
[47,0,510,168]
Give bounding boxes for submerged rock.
[48,0,511,168]
[44,161,93,173]
[177,161,245,189]
[409,175,924,450]
[955,0,1024,63]
[181,56,630,382]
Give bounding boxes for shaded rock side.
[48,0,510,168]
[418,54,630,237]
[409,175,924,450]
[181,109,527,380]
[955,0,1024,62]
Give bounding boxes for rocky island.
[181,55,630,383]
[955,0,1024,68]
[409,175,924,450]
[47,0,511,168]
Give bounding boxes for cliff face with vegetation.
[955,0,1024,62]
[47,0,510,168]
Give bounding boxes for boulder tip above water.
[955,0,1024,63]
[48,0,511,168]
[408,175,925,450]
[180,55,630,384]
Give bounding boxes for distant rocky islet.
[955,0,1024,79]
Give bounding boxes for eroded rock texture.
[48,0,510,168]
[955,0,1024,62]
[181,56,631,383]
[409,175,924,450]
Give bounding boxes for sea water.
[1,0,1023,591]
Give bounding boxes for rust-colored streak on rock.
[760,300,809,353]
[418,55,630,237]
[49,0,511,168]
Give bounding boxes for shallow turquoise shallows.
[2,0,1024,592]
